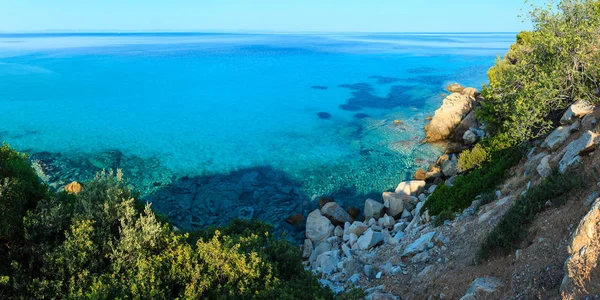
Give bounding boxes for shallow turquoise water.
[0,33,514,230]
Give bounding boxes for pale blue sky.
[0,0,532,32]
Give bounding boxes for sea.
[0,32,514,236]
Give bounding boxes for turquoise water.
[0,33,514,233]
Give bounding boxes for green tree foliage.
[0,145,344,299]
[479,0,600,143]
[457,144,489,172]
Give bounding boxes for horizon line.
[0,29,520,35]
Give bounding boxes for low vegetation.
[478,166,594,261]
[0,144,348,299]
[423,146,523,220]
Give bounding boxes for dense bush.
[457,144,489,172]
[0,145,344,299]
[423,147,522,218]
[478,166,591,260]
[478,0,600,143]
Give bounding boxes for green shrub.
[0,143,48,241]
[423,147,522,216]
[457,144,489,172]
[478,166,590,261]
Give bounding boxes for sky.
[0,0,533,33]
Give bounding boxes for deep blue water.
[0,33,514,230]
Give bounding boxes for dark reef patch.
[311,85,329,90]
[317,112,332,119]
[338,80,424,110]
[353,113,370,119]
[369,75,400,84]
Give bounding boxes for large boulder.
[441,158,458,177]
[424,91,477,142]
[559,131,599,173]
[357,228,384,250]
[347,221,369,236]
[395,180,426,196]
[364,199,385,221]
[305,209,334,243]
[561,198,600,298]
[382,192,406,218]
[561,100,595,124]
[321,202,353,226]
[314,250,340,275]
[543,126,571,151]
[446,83,465,93]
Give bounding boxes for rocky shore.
[300,85,600,298]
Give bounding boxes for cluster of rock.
[529,100,599,177]
[302,179,449,297]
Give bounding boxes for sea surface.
[0,32,514,234]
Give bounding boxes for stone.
[382,214,395,229]
[561,198,600,297]
[461,277,504,300]
[306,209,334,243]
[357,228,384,250]
[364,199,385,221]
[347,221,369,236]
[424,91,477,142]
[318,279,344,295]
[341,243,352,258]
[561,100,595,124]
[64,181,83,195]
[366,292,398,300]
[441,158,457,177]
[536,154,552,178]
[463,129,478,145]
[347,273,361,285]
[569,119,581,132]
[584,191,599,206]
[347,206,360,220]
[395,180,426,196]
[382,192,406,218]
[364,264,377,280]
[309,242,331,266]
[401,209,412,220]
[393,222,407,233]
[450,110,479,142]
[285,213,304,227]
[321,202,353,226]
[559,131,599,173]
[334,226,344,237]
[348,233,358,245]
[582,113,597,131]
[418,193,427,202]
[413,168,427,180]
[544,126,571,151]
[302,239,313,259]
[402,231,436,257]
[314,250,340,275]
[428,185,437,194]
[394,231,405,241]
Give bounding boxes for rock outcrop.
[306,209,334,243]
[561,100,595,124]
[558,130,599,173]
[424,90,478,143]
[561,198,600,298]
